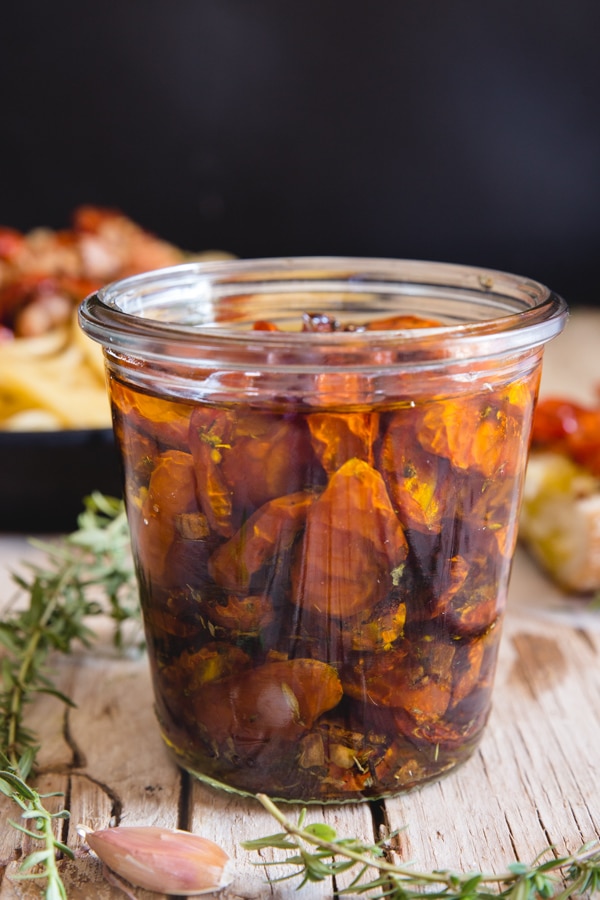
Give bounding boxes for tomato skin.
[531,398,584,444]
[532,397,600,476]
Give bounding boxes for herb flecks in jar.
[79,257,567,802]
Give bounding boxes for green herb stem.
[0,493,138,898]
[247,794,600,900]
[6,567,73,770]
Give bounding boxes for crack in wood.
[69,771,124,825]
[503,811,519,860]
[573,796,600,842]
[533,807,573,892]
[370,798,389,845]
[575,627,598,656]
[62,703,86,769]
[60,777,72,849]
[535,806,557,853]
[368,798,396,896]
[331,799,395,897]
[251,847,281,895]
[476,745,492,783]
[177,767,192,830]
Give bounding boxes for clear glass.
[80,257,567,802]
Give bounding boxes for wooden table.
[1,310,600,899]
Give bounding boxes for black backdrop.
[2,0,599,306]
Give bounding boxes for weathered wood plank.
[383,611,600,881]
[57,651,182,899]
[187,779,333,898]
[185,780,379,899]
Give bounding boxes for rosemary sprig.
[0,493,139,897]
[0,492,138,768]
[244,794,600,900]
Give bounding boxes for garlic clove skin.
[80,825,233,896]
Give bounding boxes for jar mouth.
[79,256,568,370]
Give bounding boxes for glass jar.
[80,257,567,803]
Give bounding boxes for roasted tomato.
[531,396,600,476]
[111,309,535,801]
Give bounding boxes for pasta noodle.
[0,207,232,431]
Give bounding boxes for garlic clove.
[79,825,233,896]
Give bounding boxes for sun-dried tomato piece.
[442,581,502,638]
[307,411,379,475]
[133,449,199,584]
[417,381,536,481]
[161,642,251,694]
[193,659,343,755]
[378,412,450,533]
[467,474,521,558]
[112,418,157,494]
[345,600,407,653]
[197,594,275,636]
[189,407,319,535]
[155,642,252,734]
[142,601,204,642]
[450,638,486,707]
[111,380,193,450]
[343,636,454,725]
[364,314,442,330]
[290,458,408,618]
[252,319,280,331]
[302,311,339,332]
[188,407,237,536]
[209,491,315,594]
[417,397,509,479]
[219,411,318,509]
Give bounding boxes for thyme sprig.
[0,492,138,768]
[0,493,138,897]
[244,794,600,900]
[0,752,73,900]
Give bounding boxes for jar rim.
[79,256,568,369]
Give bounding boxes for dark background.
[2,0,599,307]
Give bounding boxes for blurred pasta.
[0,316,111,430]
[0,207,232,431]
